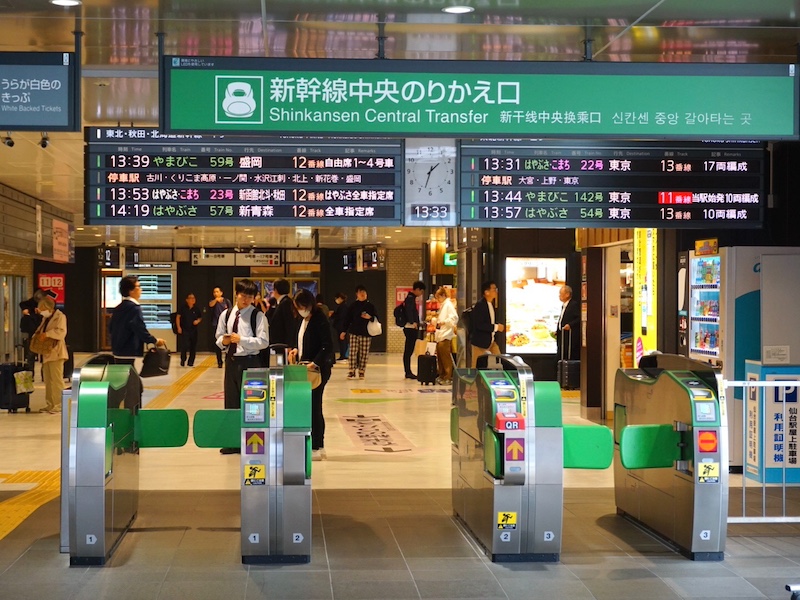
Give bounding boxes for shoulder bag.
[140,344,171,377]
[29,316,57,355]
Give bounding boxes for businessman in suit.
[469,281,504,368]
[556,285,580,361]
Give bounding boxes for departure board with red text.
[459,140,765,228]
[85,127,403,226]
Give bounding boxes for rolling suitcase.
[0,347,31,413]
[417,352,438,385]
[557,330,580,391]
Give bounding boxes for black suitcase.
[417,353,438,385]
[557,330,580,390]
[557,359,580,390]
[0,362,31,413]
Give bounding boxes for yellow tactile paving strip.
[145,355,215,409]
[0,356,217,540]
[0,470,60,541]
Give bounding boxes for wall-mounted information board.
[0,52,80,132]
[459,140,766,229]
[161,57,798,140]
[85,127,403,226]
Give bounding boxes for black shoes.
[220,448,240,454]
[405,373,417,380]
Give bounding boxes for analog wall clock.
[404,138,457,227]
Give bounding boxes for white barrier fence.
[725,380,800,524]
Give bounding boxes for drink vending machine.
[682,246,800,468]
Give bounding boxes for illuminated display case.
[688,254,721,360]
[505,257,566,354]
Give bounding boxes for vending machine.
[687,251,722,365]
[686,246,800,468]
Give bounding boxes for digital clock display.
[410,204,450,220]
[85,128,404,226]
[459,140,765,228]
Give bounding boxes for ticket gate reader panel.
[240,367,312,564]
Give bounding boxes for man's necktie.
[227,310,240,357]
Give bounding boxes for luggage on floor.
[557,358,580,390]
[0,355,31,413]
[557,330,580,390]
[417,353,438,385]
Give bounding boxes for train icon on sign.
[215,76,264,125]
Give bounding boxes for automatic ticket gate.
[68,361,312,566]
[615,353,728,561]
[451,355,613,562]
[194,364,312,564]
[66,364,189,565]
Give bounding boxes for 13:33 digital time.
[410,204,449,220]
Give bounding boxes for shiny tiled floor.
[0,353,799,599]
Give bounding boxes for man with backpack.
[397,281,425,379]
[215,278,269,454]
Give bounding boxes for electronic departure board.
[85,128,403,226]
[459,140,766,229]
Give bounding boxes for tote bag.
[366,318,382,337]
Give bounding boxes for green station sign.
[161,57,798,140]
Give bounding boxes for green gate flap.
[193,409,241,448]
[450,406,459,446]
[284,380,311,429]
[619,424,682,469]
[484,426,502,478]
[77,382,110,427]
[533,382,562,427]
[108,408,135,449]
[136,409,189,448]
[563,424,613,469]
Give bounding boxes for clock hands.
[424,162,440,188]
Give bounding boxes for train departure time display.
[85,128,404,226]
[459,140,765,228]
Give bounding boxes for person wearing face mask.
[288,289,334,461]
[32,296,68,414]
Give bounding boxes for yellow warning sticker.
[497,511,518,530]
[698,461,720,484]
[269,376,277,400]
[244,464,266,485]
[270,399,276,419]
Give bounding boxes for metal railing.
[724,379,800,524]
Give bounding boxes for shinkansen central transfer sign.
[160,57,798,140]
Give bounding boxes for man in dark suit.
[556,285,581,361]
[469,281,504,368]
[269,278,300,353]
[402,280,425,379]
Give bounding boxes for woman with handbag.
[31,296,67,414]
[433,287,458,385]
[340,285,378,381]
[288,290,334,461]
